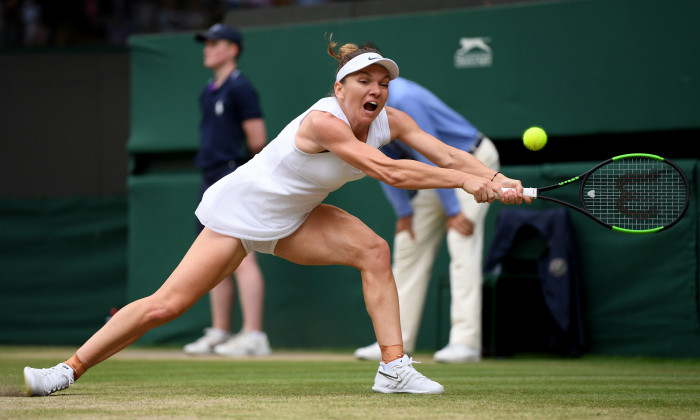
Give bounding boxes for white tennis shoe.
[434,343,481,363]
[214,331,271,357]
[372,355,445,394]
[183,328,231,355]
[354,342,382,361]
[24,363,74,397]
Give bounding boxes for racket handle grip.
[499,187,538,198]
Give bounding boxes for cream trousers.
[393,137,499,352]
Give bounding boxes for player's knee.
[359,235,392,273]
[142,296,186,327]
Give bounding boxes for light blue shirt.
[381,77,481,218]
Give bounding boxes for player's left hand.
[496,177,532,205]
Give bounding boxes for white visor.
[335,52,400,82]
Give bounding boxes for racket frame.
[524,153,689,234]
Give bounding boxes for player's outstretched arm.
[386,107,495,178]
[386,107,529,204]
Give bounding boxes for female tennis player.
[23,38,529,396]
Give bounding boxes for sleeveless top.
[195,96,392,241]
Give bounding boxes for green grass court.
[1,346,699,419]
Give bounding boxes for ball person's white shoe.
[434,343,482,363]
[214,331,271,356]
[354,342,382,361]
[183,328,231,355]
[372,355,445,394]
[24,363,74,397]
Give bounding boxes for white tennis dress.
[195,96,391,242]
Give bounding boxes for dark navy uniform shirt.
[195,69,263,171]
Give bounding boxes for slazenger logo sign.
[454,37,492,68]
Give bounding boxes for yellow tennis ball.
[523,126,548,151]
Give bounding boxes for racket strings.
[582,157,687,230]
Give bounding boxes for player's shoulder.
[303,108,352,142]
[385,106,411,124]
[306,108,342,127]
[386,105,419,140]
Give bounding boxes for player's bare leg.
[24,228,246,396]
[80,228,246,366]
[184,251,266,356]
[274,204,402,358]
[274,204,444,394]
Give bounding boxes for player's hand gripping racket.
[502,153,690,234]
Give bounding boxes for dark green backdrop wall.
[0,197,128,344]
[125,0,700,356]
[129,0,700,153]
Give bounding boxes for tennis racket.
[504,153,690,234]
